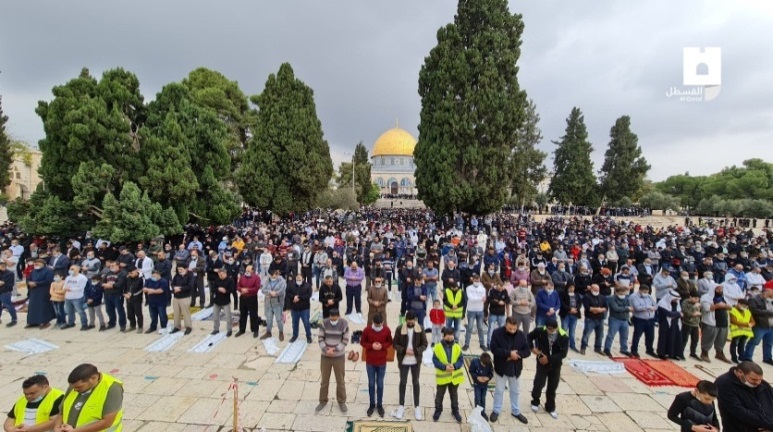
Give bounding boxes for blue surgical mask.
[151,276,159,282]
[31,395,44,403]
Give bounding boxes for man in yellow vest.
[442,281,466,343]
[4,375,64,432]
[431,327,464,423]
[53,364,123,432]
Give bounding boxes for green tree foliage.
[598,116,650,203]
[365,183,380,206]
[415,0,527,215]
[16,186,88,236]
[353,142,369,165]
[6,198,31,222]
[0,96,13,191]
[92,182,181,243]
[638,191,681,211]
[696,196,773,218]
[315,188,359,211]
[549,107,598,206]
[337,163,373,205]
[181,68,254,167]
[509,99,547,206]
[237,63,333,213]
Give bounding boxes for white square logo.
[683,47,721,86]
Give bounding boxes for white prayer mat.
[262,337,281,356]
[145,332,184,352]
[275,340,308,364]
[568,359,626,375]
[188,332,227,353]
[191,307,214,321]
[5,338,58,355]
[311,291,319,302]
[346,313,366,325]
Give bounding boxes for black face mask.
[444,339,454,345]
[407,323,415,328]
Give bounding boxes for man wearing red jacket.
[236,265,261,338]
[361,313,393,418]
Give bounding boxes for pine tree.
[510,99,547,207]
[237,63,333,213]
[415,0,528,215]
[549,107,598,206]
[598,115,650,203]
[337,142,373,204]
[0,95,13,191]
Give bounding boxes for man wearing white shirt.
[464,274,488,351]
[135,251,154,280]
[63,265,88,330]
[746,266,766,291]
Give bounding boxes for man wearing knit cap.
[743,280,773,365]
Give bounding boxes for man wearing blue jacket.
[535,283,560,328]
[143,269,171,333]
[604,286,633,357]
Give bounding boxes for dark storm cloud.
[1,0,771,181]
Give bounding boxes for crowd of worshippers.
[1,210,773,427]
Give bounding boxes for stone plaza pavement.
[0,292,767,432]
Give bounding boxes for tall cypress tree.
[0,96,13,192]
[415,0,527,215]
[598,115,650,203]
[510,99,547,206]
[549,107,598,206]
[237,63,333,213]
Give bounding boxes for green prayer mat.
[345,420,413,432]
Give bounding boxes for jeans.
[465,311,486,347]
[474,385,488,409]
[487,315,506,349]
[52,301,66,326]
[0,292,18,322]
[631,317,655,354]
[398,364,421,406]
[291,309,311,339]
[743,327,773,361]
[87,305,105,327]
[103,293,127,328]
[581,318,605,350]
[493,373,520,415]
[313,265,322,290]
[65,298,87,327]
[265,303,284,333]
[148,303,167,330]
[411,308,426,331]
[536,313,556,328]
[604,317,629,353]
[432,325,443,345]
[366,364,386,407]
[345,285,362,314]
[427,284,438,302]
[561,314,578,350]
[730,336,748,362]
[445,317,463,342]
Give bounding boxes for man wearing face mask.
[714,361,773,432]
[510,280,535,334]
[527,318,568,419]
[367,277,389,327]
[286,273,312,343]
[6,375,64,432]
[530,263,551,297]
[432,328,465,423]
[142,270,170,334]
[743,281,773,365]
[697,271,715,297]
[260,270,287,341]
[53,364,123,432]
[573,265,592,297]
[316,309,350,414]
[392,310,428,421]
[535,282,561,329]
[235,265,261,338]
[604,286,633,357]
[580,284,607,355]
[489,317,530,424]
[463,274,487,351]
[361,313,393,418]
[25,259,55,329]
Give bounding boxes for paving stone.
[610,393,665,412]
[627,410,673,429]
[597,412,646,432]
[580,395,623,413]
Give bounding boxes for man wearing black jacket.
[527,318,568,419]
[489,316,530,424]
[124,267,145,333]
[102,261,128,331]
[210,268,235,337]
[170,266,194,335]
[714,361,773,432]
[319,275,343,318]
[286,274,313,343]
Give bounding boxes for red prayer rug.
[643,359,701,387]
[613,357,674,386]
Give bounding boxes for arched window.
[390,158,395,165]
[375,177,384,187]
[400,178,412,187]
[15,172,21,180]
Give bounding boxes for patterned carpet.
[345,420,413,432]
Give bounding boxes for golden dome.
[372,127,417,157]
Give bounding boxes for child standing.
[667,380,719,431]
[680,291,702,360]
[49,273,66,327]
[468,352,493,421]
[84,276,106,330]
[429,299,445,347]
[729,298,755,363]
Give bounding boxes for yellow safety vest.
[13,388,64,427]
[444,288,463,319]
[62,373,123,432]
[433,343,464,386]
[729,308,754,339]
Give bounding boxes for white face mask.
[372,325,383,332]
[546,288,554,294]
[617,294,626,299]
[329,319,339,325]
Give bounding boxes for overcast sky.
[1,0,771,181]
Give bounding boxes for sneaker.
[377,405,385,417]
[489,412,498,422]
[549,411,558,419]
[367,406,375,417]
[315,402,327,412]
[531,404,539,413]
[226,331,232,337]
[452,411,462,423]
[480,411,488,421]
[393,405,405,419]
[338,402,348,413]
[513,413,528,424]
[432,411,441,422]
[184,328,192,335]
[414,406,422,420]
[170,327,180,334]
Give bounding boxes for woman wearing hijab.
[657,289,685,360]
